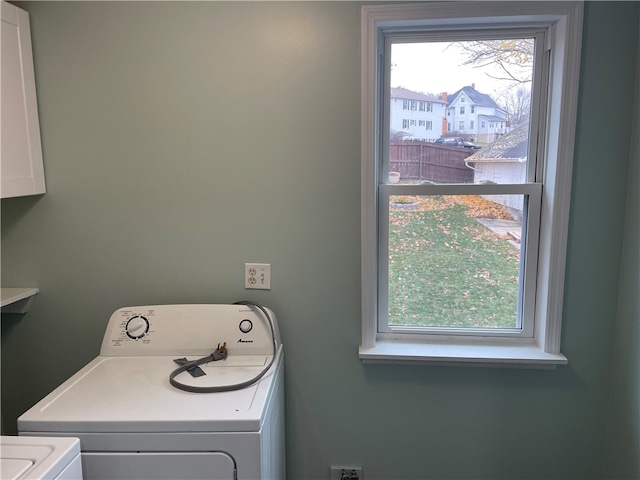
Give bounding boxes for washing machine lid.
[0,436,80,480]
[18,349,282,434]
[1,459,32,480]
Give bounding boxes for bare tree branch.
[453,38,535,86]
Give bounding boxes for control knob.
[239,319,253,333]
[126,315,149,340]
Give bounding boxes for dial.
[126,315,149,339]
[239,319,253,333]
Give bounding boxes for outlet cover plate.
[244,263,271,290]
[330,466,363,480]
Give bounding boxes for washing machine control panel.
[100,304,280,357]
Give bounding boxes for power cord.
[169,301,278,393]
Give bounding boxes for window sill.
[359,339,567,369]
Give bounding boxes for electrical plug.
[211,342,228,361]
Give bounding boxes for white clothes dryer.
[17,304,285,480]
[0,436,83,480]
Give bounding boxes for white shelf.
[1,288,39,313]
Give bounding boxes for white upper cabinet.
[1,1,45,198]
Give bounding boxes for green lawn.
[388,196,521,329]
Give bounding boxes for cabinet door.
[1,1,45,198]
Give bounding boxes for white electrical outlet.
[244,263,271,290]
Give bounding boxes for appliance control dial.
[239,319,253,333]
[126,315,150,339]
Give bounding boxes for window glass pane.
[387,194,524,330]
[388,39,535,184]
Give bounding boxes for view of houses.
[390,84,525,218]
[390,84,509,143]
[389,87,448,141]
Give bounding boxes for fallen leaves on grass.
[443,195,514,219]
[390,195,514,219]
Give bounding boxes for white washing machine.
[17,304,285,480]
[0,436,83,480]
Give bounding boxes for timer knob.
[126,315,149,339]
[239,319,253,333]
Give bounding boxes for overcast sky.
[390,42,529,98]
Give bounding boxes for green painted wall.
[1,2,638,479]
[601,7,640,479]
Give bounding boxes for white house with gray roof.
[446,85,508,142]
[389,87,447,141]
[467,123,529,217]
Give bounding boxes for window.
[481,121,486,128]
[403,99,409,110]
[461,97,466,103]
[419,102,425,112]
[447,122,451,131]
[470,120,474,130]
[361,2,583,367]
[426,121,432,131]
[471,106,475,114]
[459,121,464,130]
[427,102,433,112]
[410,100,417,110]
[460,106,465,115]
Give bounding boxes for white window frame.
[360,2,583,368]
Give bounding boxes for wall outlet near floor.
[244,263,271,290]
[330,466,363,480]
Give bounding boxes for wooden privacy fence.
[389,140,474,183]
